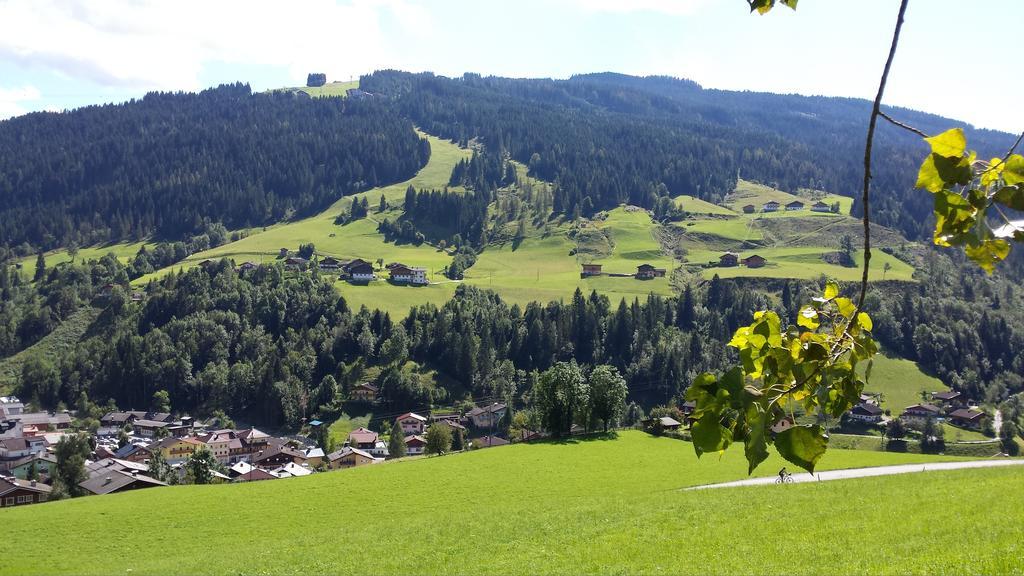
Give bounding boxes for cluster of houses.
[207,252,430,286]
[846,389,990,431]
[742,199,832,214]
[718,252,767,269]
[580,263,667,280]
[0,393,518,508]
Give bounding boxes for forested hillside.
[360,70,1020,241]
[0,83,429,253]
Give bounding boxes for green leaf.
[691,412,733,457]
[743,406,770,475]
[924,128,966,158]
[780,0,798,8]
[823,280,839,300]
[933,190,976,247]
[964,238,1010,274]
[796,306,819,330]
[775,425,828,473]
[993,185,1024,211]
[834,297,856,319]
[748,0,773,14]
[916,154,944,192]
[1004,154,1024,186]
[856,312,873,331]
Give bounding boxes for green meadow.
[673,194,737,216]
[1,431,1016,576]
[862,354,949,415]
[0,307,98,393]
[686,247,914,281]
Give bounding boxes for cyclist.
[778,467,788,482]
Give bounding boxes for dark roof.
[470,435,509,448]
[327,446,375,461]
[79,470,167,495]
[132,419,170,429]
[637,264,656,271]
[0,477,52,496]
[467,403,508,417]
[851,402,883,416]
[404,435,427,446]
[812,201,829,207]
[786,200,805,207]
[14,412,72,426]
[347,262,375,275]
[949,408,986,421]
[903,403,941,415]
[85,458,149,478]
[354,382,379,392]
[932,391,962,401]
[253,445,304,463]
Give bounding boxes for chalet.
[151,436,204,464]
[900,403,942,425]
[0,437,47,468]
[742,204,756,214]
[932,390,964,411]
[284,257,308,271]
[719,252,739,268]
[79,470,167,496]
[350,382,379,403]
[0,477,52,507]
[395,412,428,435]
[14,411,71,431]
[319,256,342,270]
[326,446,382,469]
[252,445,305,469]
[435,419,467,434]
[581,264,603,277]
[127,411,174,423]
[8,452,56,479]
[785,200,805,211]
[763,201,781,212]
[635,264,665,279]
[228,461,256,478]
[467,403,508,428]
[130,291,145,302]
[0,396,24,418]
[346,427,380,451]
[302,447,325,468]
[741,254,767,268]
[430,412,462,425]
[643,416,682,431]
[346,262,375,282]
[197,429,237,464]
[238,261,259,272]
[100,411,136,427]
[113,443,155,464]
[131,419,171,438]
[680,400,696,417]
[236,428,272,456]
[386,262,407,270]
[811,201,830,213]
[389,264,428,285]
[948,408,988,431]
[848,402,884,423]
[470,435,509,449]
[272,462,313,478]
[860,393,879,405]
[404,434,427,455]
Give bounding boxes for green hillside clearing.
[0,307,98,393]
[1,431,1014,575]
[673,194,736,216]
[686,247,914,281]
[863,354,949,415]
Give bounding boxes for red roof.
[395,412,427,423]
[347,427,379,445]
[404,435,427,447]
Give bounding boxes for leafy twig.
[878,111,927,138]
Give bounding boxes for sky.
[0,0,1021,134]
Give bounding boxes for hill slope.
[2,432,1017,575]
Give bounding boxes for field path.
[686,458,1024,490]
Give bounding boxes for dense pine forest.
[0,83,429,253]
[360,70,1020,241]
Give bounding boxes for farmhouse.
[404,434,427,455]
[131,419,171,438]
[643,416,681,431]
[581,263,603,277]
[785,200,805,211]
[346,427,380,451]
[319,256,342,270]
[252,445,305,469]
[151,436,203,463]
[763,201,780,212]
[389,264,428,285]
[932,390,964,411]
[811,201,830,213]
[395,412,428,435]
[719,252,739,267]
[350,382,379,402]
[470,436,509,449]
[948,408,988,431]
[284,257,308,271]
[742,204,756,214]
[238,261,258,272]
[467,403,508,428]
[741,254,767,268]
[900,403,942,425]
[0,477,51,507]
[326,446,381,469]
[635,264,666,279]
[848,402,884,423]
[8,452,56,479]
[342,259,375,282]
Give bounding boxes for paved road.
[686,458,1024,490]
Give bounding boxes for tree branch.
[854,0,910,317]
[1000,131,1024,165]
[878,111,927,138]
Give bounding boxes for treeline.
[360,70,1020,241]
[0,83,429,253]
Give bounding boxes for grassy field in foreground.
[1,431,1009,576]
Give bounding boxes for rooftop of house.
[85,458,150,478]
[347,427,379,444]
[467,403,508,417]
[932,391,962,401]
[396,412,427,423]
[79,469,167,495]
[404,434,427,445]
[470,435,509,448]
[904,403,942,414]
[13,412,72,426]
[0,477,52,496]
[949,408,986,421]
[852,402,884,416]
[327,446,375,461]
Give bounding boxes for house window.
[4,497,14,506]
[17,495,31,504]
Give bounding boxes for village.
[0,391,527,507]
[202,251,431,286]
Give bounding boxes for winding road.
[686,458,1024,490]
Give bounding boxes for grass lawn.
[1,431,1014,575]
[941,423,990,443]
[0,307,98,393]
[862,354,948,415]
[280,80,358,98]
[688,247,914,282]
[326,412,372,448]
[674,217,763,242]
[673,194,736,216]
[724,178,804,211]
[17,240,151,280]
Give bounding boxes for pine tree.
[33,252,46,282]
[388,428,407,459]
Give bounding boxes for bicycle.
[775,472,794,484]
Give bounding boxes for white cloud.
[0,0,430,92]
[568,0,710,16]
[0,85,41,120]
